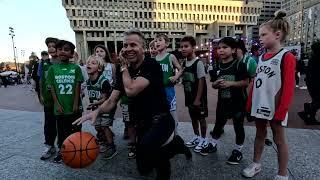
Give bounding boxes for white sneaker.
[185,136,200,148]
[242,162,261,178]
[40,145,56,160]
[274,175,288,180]
[194,138,207,153]
[299,86,307,90]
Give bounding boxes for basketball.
[61,132,99,168]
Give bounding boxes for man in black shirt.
[74,30,191,179]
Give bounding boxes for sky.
[0,0,75,63]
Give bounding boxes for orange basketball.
[61,132,99,168]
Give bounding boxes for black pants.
[135,113,175,180]
[44,106,57,146]
[56,113,82,149]
[212,101,245,145]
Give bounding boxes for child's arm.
[220,78,249,89]
[169,55,183,83]
[51,88,63,113]
[194,77,205,106]
[193,61,206,106]
[73,66,84,113]
[274,53,296,121]
[73,82,81,113]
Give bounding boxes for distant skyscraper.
[282,0,320,52]
[249,0,282,42]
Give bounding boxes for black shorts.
[188,105,208,120]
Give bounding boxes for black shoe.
[210,129,224,137]
[265,138,273,146]
[299,112,320,125]
[200,143,217,156]
[226,150,242,165]
[53,152,62,163]
[128,144,136,159]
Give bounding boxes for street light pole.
[9,27,18,72]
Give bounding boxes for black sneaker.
[226,150,242,165]
[128,144,136,159]
[103,145,118,160]
[53,152,62,163]
[265,138,273,146]
[200,143,217,156]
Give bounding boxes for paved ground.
[0,83,320,179]
[0,109,319,180]
[1,79,319,129]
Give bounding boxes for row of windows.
[72,20,187,30]
[65,0,260,14]
[68,9,257,23]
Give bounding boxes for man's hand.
[119,48,129,68]
[73,109,99,125]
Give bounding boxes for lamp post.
[9,27,18,72]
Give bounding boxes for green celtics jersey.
[47,63,84,115]
[41,59,53,107]
[86,75,115,119]
[156,53,174,87]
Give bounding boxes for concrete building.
[249,0,282,42]
[62,0,262,60]
[282,0,320,52]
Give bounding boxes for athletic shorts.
[165,86,177,111]
[121,104,130,123]
[93,115,113,128]
[188,105,208,120]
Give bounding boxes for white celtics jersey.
[251,49,289,124]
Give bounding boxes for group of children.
[38,10,295,180]
[147,11,295,180]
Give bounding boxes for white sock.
[235,144,243,151]
[275,175,288,180]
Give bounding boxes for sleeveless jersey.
[156,53,174,87]
[86,75,115,119]
[40,59,53,107]
[103,63,113,84]
[47,63,84,115]
[251,49,289,123]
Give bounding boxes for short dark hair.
[56,40,75,54]
[218,37,237,49]
[41,51,49,56]
[123,29,145,48]
[235,39,247,54]
[180,36,196,47]
[45,37,59,46]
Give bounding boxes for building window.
[72,9,76,16]
[177,3,179,10]
[198,5,200,11]
[185,4,188,10]
[181,4,183,10]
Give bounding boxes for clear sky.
[0,0,75,63]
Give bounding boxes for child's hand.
[169,76,178,83]
[220,80,234,89]
[56,103,64,113]
[39,96,44,105]
[212,79,224,89]
[193,99,201,107]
